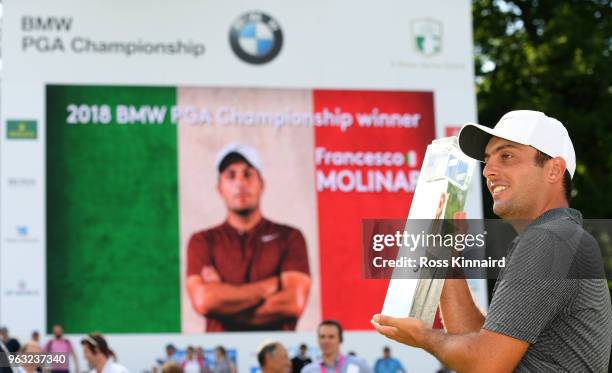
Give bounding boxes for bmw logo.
[229,11,283,65]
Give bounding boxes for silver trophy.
[382,136,477,327]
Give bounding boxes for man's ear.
[546,157,566,183]
[258,172,265,190]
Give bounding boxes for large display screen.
[45,85,435,333]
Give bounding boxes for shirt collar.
[321,355,343,369]
[527,207,583,230]
[223,218,268,237]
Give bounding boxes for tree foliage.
[473,3,612,340]
[473,0,612,218]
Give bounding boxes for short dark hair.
[215,346,227,357]
[299,344,308,350]
[218,152,254,174]
[318,320,343,343]
[257,342,279,367]
[533,150,572,203]
[383,346,390,353]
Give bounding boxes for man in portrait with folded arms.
[187,142,311,331]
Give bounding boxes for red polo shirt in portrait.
[187,218,310,331]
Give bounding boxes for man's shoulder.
[527,208,586,241]
[262,218,302,236]
[256,219,306,246]
[189,224,229,245]
[192,223,227,237]
[515,217,581,256]
[513,209,600,272]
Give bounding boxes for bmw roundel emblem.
[229,11,283,65]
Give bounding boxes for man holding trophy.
[372,111,611,372]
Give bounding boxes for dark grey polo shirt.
[483,208,612,372]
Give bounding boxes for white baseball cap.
[458,110,576,178]
[215,142,263,174]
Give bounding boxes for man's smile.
[492,185,508,194]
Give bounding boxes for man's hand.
[371,313,529,373]
[438,211,486,333]
[452,211,468,236]
[371,314,430,349]
[187,273,278,315]
[201,266,221,283]
[230,271,311,326]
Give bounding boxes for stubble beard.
[233,207,255,217]
[231,201,259,218]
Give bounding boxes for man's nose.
[482,161,498,179]
[233,173,248,185]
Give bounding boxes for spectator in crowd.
[195,347,205,368]
[211,346,235,373]
[29,332,42,372]
[44,324,79,373]
[301,320,371,373]
[1,338,14,373]
[16,341,42,373]
[162,362,182,373]
[80,333,128,373]
[0,326,21,353]
[181,346,206,373]
[164,345,182,363]
[29,332,41,348]
[290,344,311,373]
[373,347,405,373]
[154,344,182,373]
[258,342,291,373]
